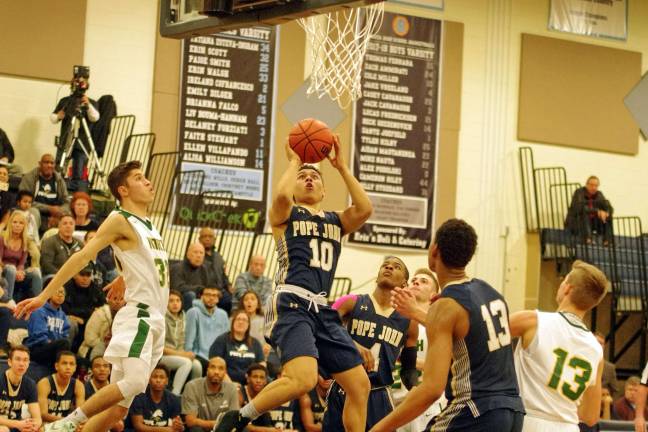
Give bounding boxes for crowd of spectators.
[0,144,323,430]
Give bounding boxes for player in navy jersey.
[0,346,42,432]
[216,138,373,432]
[325,256,419,430]
[37,351,84,423]
[371,219,525,432]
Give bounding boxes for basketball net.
[298,2,385,109]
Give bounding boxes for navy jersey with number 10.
[275,206,343,296]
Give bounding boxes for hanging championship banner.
[350,13,441,250]
[549,0,627,40]
[177,27,276,232]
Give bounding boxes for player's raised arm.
[268,141,301,228]
[509,310,538,348]
[14,214,131,319]
[329,136,372,234]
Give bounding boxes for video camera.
[65,65,91,116]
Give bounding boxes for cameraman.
[50,70,99,192]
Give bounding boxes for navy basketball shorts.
[426,406,524,432]
[322,382,393,431]
[265,291,363,376]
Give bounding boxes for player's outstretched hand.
[104,276,126,303]
[14,294,47,320]
[327,135,345,170]
[285,140,300,163]
[391,287,418,319]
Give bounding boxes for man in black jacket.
[565,176,613,245]
[62,264,106,351]
[170,242,230,313]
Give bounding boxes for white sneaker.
[45,419,77,432]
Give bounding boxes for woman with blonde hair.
[0,210,42,304]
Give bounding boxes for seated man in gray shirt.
[232,255,272,310]
[182,356,239,432]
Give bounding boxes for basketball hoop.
[298,2,385,109]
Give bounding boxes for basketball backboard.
[160,0,383,39]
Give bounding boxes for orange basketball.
[288,118,334,163]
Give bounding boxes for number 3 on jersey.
[309,239,333,271]
[481,299,511,352]
[154,258,168,288]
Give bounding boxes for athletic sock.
[65,407,88,425]
[239,402,260,420]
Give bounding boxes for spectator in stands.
[41,214,83,281]
[62,264,106,351]
[0,286,28,358]
[161,290,202,395]
[85,356,110,398]
[171,242,222,312]
[0,346,42,432]
[185,287,229,373]
[565,176,614,245]
[129,364,184,432]
[233,255,271,310]
[7,191,41,246]
[19,154,68,227]
[37,351,84,424]
[238,364,276,430]
[294,375,330,432]
[198,227,232,308]
[51,71,99,192]
[23,285,71,370]
[70,192,98,241]
[612,376,648,421]
[78,292,124,360]
[0,166,15,223]
[84,230,118,284]
[0,210,42,302]
[182,356,239,432]
[240,290,265,345]
[594,332,620,399]
[208,309,264,387]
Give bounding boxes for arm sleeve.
[331,294,358,311]
[40,239,58,275]
[83,309,104,348]
[86,103,100,123]
[181,384,199,415]
[232,275,247,295]
[253,339,264,362]
[228,384,240,410]
[170,394,182,418]
[184,311,197,352]
[399,346,418,390]
[17,248,27,271]
[208,335,225,360]
[129,394,145,416]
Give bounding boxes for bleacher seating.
[519,146,647,375]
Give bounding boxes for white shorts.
[103,303,165,370]
[522,415,579,432]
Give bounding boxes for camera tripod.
[57,110,105,186]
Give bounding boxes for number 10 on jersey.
[309,239,333,271]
